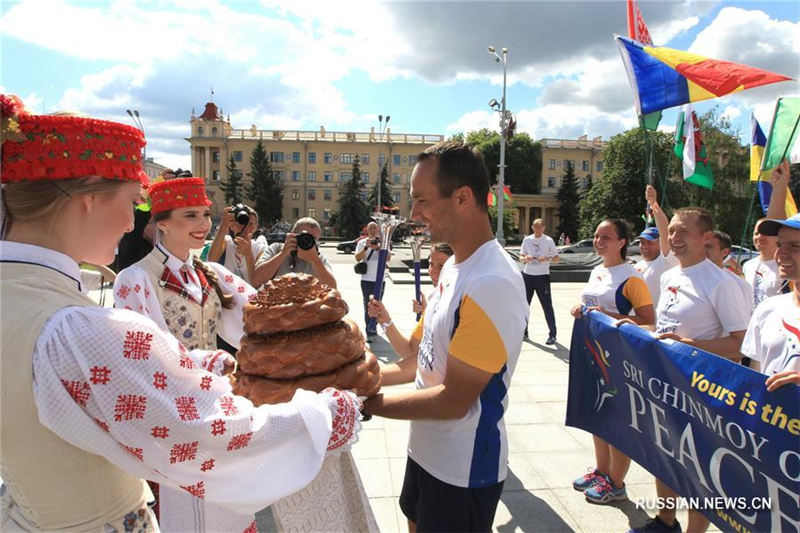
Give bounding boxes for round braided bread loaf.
[237,318,364,379]
[233,352,381,406]
[243,273,348,335]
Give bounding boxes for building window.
[272,170,285,181]
[211,127,218,136]
[581,177,589,189]
[563,159,573,170]
[378,154,386,169]
[308,189,316,201]
[561,176,568,186]
[324,152,332,164]
[408,155,417,166]
[212,151,220,163]
[270,152,284,163]
[341,153,354,164]
[361,154,370,165]
[232,169,243,180]
[547,177,556,188]
[392,192,400,203]
[308,208,316,218]
[292,171,300,182]
[293,152,301,163]
[324,189,332,201]
[308,171,317,182]
[596,160,604,171]
[292,191,300,200]
[234,151,243,162]
[324,171,332,182]
[362,172,369,183]
[340,172,352,182]
[308,152,317,164]
[197,126,204,136]
[582,160,589,171]
[548,159,555,170]
[323,208,330,222]
[212,170,220,181]
[393,154,401,166]
[359,192,368,202]
[392,173,400,184]
[292,207,299,219]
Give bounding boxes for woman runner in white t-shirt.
[569,219,654,505]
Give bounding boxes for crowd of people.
[1,95,798,533]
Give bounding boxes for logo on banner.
[583,335,617,411]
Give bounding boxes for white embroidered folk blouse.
[113,244,253,353]
[2,242,361,516]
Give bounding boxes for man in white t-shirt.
[742,213,800,390]
[742,218,789,308]
[363,142,527,532]
[704,230,753,310]
[634,207,752,533]
[519,218,559,344]
[634,226,677,305]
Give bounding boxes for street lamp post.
[377,114,390,212]
[126,109,146,162]
[487,45,508,245]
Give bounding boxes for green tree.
[556,162,581,242]
[579,129,675,238]
[488,206,515,240]
[368,162,393,212]
[246,141,282,224]
[220,155,244,205]
[464,129,542,193]
[334,155,369,238]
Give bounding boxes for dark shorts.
[399,457,504,532]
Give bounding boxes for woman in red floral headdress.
[0,95,362,532]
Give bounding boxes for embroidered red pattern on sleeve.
[324,388,360,451]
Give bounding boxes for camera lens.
[296,231,316,251]
[232,204,251,225]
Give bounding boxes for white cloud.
[445,110,496,134]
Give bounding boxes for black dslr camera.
[231,204,251,226]
[296,231,316,251]
[370,238,380,246]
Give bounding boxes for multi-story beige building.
[186,101,443,231]
[513,135,607,235]
[185,100,606,238]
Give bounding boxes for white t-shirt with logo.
[725,269,753,311]
[408,240,527,488]
[520,234,558,276]
[742,293,800,376]
[656,259,751,339]
[742,257,787,308]
[582,263,652,316]
[635,253,678,305]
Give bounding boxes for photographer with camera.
[207,203,266,284]
[355,221,391,337]
[251,217,336,289]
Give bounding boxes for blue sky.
[2,0,797,170]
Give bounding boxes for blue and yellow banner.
[567,311,800,532]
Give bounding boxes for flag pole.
[760,98,782,172]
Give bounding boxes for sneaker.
[572,468,603,491]
[628,516,682,533]
[584,475,627,504]
[546,335,556,345]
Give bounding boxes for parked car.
[729,245,757,265]
[558,239,594,254]
[337,236,366,254]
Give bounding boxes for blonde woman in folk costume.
[0,95,362,532]
[113,176,258,532]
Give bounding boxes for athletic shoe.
[545,335,556,345]
[572,468,603,491]
[584,475,627,504]
[627,516,682,533]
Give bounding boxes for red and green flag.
[487,185,513,207]
[674,104,714,189]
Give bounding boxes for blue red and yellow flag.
[615,36,792,116]
[753,101,799,216]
